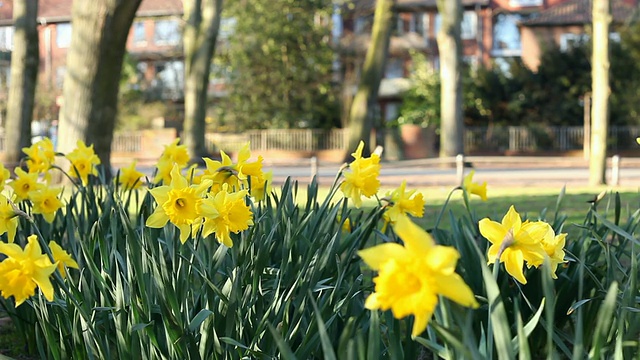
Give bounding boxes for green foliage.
[395,51,440,128]
[1,151,639,359]
[215,0,339,130]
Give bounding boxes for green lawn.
[288,184,640,237]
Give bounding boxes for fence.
[465,126,640,153]
[5,125,636,155]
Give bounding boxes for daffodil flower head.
[0,194,18,243]
[159,138,190,168]
[478,205,549,284]
[383,180,425,227]
[539,226,568,279]
[22,137,55,175]
[199,184,254,248]
[250,170,272,202]
[0,234,58,306]
[153,157,175,185]
[30,187,64,223]
[9,168,44,202]
[48,241,79,278]
[146,164,212,244]
[117,161,145,189]
[340,141,381,208]
[463,170,487,201]
[358,215,479,338]
[236,143,264,181]
[202,151,241,192]
[65,140,101,185]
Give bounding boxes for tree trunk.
[436,0,464,158]
[5,0,38,168]
[57,0,142,180]
[589,0,610,185]
[183,0,223,162]
[344,0,394,160]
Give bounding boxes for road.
[266,164,640,188]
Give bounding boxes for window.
[154,19,180,45]
[56,23,72,48]
[385,58,404,79]
[355,14,373,34]
[559,33,587,52]
[154,60,184,97]
[409,13,425,36]
[0,26,14,51]
[509,0,543,7]
[385,102,400,122]
[435,11,477,39]
[133,21,146,44]
[492,14,522,56]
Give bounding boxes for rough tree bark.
[57,0,142,180]
[5,0,38,167]
[183,0,223,162]
[589,0,611,185]
[436,0,464,158]
[344,0,394,159]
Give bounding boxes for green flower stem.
[434,186,462,230]
[487,258,501,360]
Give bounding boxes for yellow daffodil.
[159,138,190,168]
[9,168,44,202]
[22,138,55,175]
[0,162,11,186]
[236,143,264,182]
[250,170,272,202]
[202,144,265,194]
[383,181,425,228]
[0,194,18,243]
[463,170,487,201]
[146,164,212,244]
[199,184,253,247]
[359,215,478,338]
[478,206,549,284]
[153,157,174,184]
[539,226,568,279]
[48,241,79,278]
[0,235,58,306]
[30,187,64,223]
[185,164,203,185]
[340,141,380,208]
[66,140,101,185]
[117,161,145,189]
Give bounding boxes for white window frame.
[0,26,14,51]
[56,23,72,49]
[153,19,181,46]
[559,33,587,52]
[509,0,543,7]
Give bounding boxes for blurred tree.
[57,0,142,180]
[5,0,38,167]
[436,0,464,158]
[589,0,610,185]
[218,0,338,130]
[345,0,393,158]
[183,0,223,162]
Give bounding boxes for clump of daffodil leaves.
[1,137,635,360]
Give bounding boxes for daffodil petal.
[411,307,435,339]
[502,206,522,232]
[358,243,406,270]
[434,273,479,308]
[479,218,506,245]
[146,209,169,228]
[393,215,433,254]
[504,249,527,284]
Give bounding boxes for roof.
[0,0,183,26]
[521,0,637,26]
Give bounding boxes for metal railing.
[7,125,632,155]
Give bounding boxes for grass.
[288,183,640,237]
